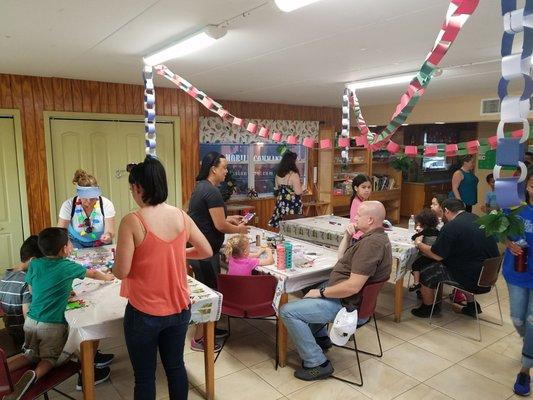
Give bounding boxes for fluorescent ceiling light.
[435,122,446,124]
[275,0,323,12]
[144,25,227,66]
[346,73,416,90]
[368,124,378,128]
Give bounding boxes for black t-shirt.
[431,212,499,288]
[188,180,227,253]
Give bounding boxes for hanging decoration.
[347,0,480,150]
[143,65,157,156]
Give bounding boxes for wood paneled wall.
[0,73,341,233]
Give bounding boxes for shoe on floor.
[294,360,334,381]
[190,338,222,352]
[449,289,467,305]
[94,350,114,368]
[76,366,111,391]
[315,336,332,351]
[215,328,229,339]
[514,372,531,396]
[453,301,482,318]
[4,369,35,400]
[411,303,440,318]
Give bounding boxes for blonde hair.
[224,235,249,258]
[72,169,98,187]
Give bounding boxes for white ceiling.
[0,0,504,107]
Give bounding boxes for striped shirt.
[0,270,31,329]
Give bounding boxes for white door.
[0,117,25,271]
[50,118,178,226]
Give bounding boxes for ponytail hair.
[72,169,97,187]
[197,152,226,181]
[224,234,249,258]
[128,155,168,205]
[350,174,372,206]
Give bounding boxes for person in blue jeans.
[504,169,533,396]
[280,201,392,381]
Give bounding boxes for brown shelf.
[333,162,367,165]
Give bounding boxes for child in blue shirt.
[482,173,498,214]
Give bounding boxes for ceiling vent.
[481,97,533,116]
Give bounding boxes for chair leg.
[44,393,50,400]
[474,294,482,342]
[275,318,279,370]
[479,285,504,327]
[331,335,363,387]
[214,316,231,363]
[428,282,442,328]
[51,388,78,400]
[353,315,383,358]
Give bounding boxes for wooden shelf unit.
[318,126,402,224]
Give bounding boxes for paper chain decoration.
[345,0,480,151]
[154,65,322,148]
[493,0,532,208]
[143,65,157,156]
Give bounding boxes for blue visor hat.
[76,185,101,199]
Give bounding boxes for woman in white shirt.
[57,170,116,248]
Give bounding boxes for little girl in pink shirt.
[225,235,274,276]
[349,174,372,240]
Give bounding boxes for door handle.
[0,227,4,231]
[114,169,127,179]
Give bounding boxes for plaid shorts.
[419,262,458,289]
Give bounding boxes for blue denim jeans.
[124,303,191,400]
[507,283,533,369]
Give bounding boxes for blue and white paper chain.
[494,0,532,208]
[143,65,157,156]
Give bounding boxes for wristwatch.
[319,287,327,298]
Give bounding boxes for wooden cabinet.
[400,181,451,217]
[318,126,402,224]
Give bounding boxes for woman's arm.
[209,207,249,234]
[451,170,463,200]
[112,215,136,279]
[185,214,213,260]
[57,218,70,229]
[291,172,303,195]
[100,217,115,243]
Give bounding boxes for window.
[200,143,308,198]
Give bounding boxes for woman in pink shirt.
[225,235,274,276]
[113,156,212,400]
[349,174,372,240]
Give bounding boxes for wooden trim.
[0,108,30,238]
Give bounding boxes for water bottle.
[514,239,529,273]
[408,215,415,234]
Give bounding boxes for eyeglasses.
[83,217,93,234]
[126,163,137,173]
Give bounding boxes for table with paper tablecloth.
[225,228,338,368]
[279,215,419,322]
[64,246,221,400]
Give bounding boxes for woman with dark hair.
[268,150,303,227]
[451,155,479,212]
[114,155,213,400]
[187,151,249,350]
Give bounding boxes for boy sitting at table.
[0,236,43,352]
[4,227,115,400]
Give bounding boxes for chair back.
[0,347,14,397]
[478,256,503,288]
[217,274,278,318]
[357,279,388,320]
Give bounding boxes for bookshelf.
[318,126,402,224]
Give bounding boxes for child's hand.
[102,272,115,282]
[100,233,112,243]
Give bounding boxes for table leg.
[394,276,404,323]
[203,322,215,400]
[80,340,96,400]
[277,293,288,367]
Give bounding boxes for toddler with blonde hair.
[225,235,274,276]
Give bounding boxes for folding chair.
[0,347,80,399]
[429,256,504,341]
[215,274,279,368]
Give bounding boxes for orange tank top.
[120,210,190,316]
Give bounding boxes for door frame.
[0,108,31,238]
[43,111,182,224]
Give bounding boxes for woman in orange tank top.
[113,156,212,400]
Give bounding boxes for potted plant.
[477,206,525,243]
[390,155,413,180]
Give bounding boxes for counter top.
[403,180,450,186]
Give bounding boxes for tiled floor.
[41,276,523,400]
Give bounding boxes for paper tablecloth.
[61,247,222,361]
[279,216,419,280]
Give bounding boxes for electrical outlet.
[254,216,259,224]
